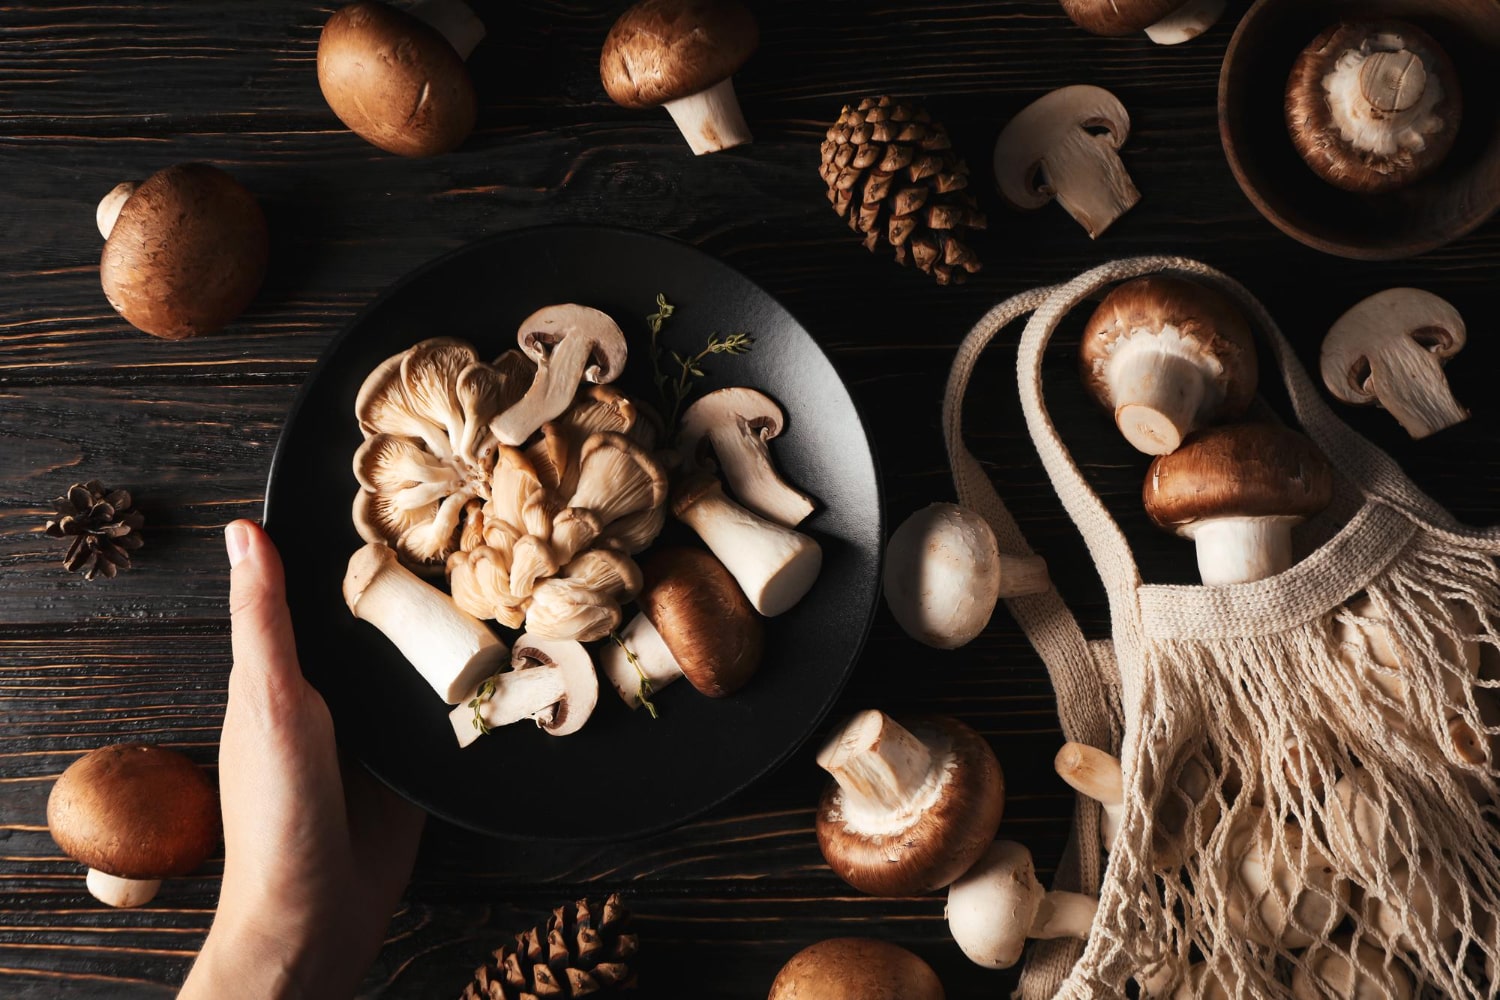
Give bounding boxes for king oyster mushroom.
[1058,0,1225,45]
[677,387,814,527]
[449,633,599,747]
[1286,21,1462,195]
[491,304,629,448]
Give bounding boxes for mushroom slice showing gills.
[1058,0,1225,45]
[491,305,629,447]
[677,387,815,528]
[1321,288,1468,440]
[946,840,1097,969]
[994,86,1140,239]
[450,633,599,747]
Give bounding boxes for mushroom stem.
[1104,344,1211,456]
[86,869,161,908]
[1031,890,1099,939]
[1184,515,1296,586]
[600,612,684,708]
[1142,0,1225,45]
[493,333,599,446]
[408,0,485,59]
[674,477,821,617]
[95,182,138,240]
[449,664,567,748]
[342,542,509,704]
[1370,354,1469,440]
[997,554,1051,598]
[1054,742,1125,850]
[1042,127,1139,239]
[1360,49,1426,114]
[661,77,752,155]
[816,710,935,820]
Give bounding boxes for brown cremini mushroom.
[47,743,219,908]
[816,711,1004,896]
[317,0,484,157]
[599,546,763,708]
[1143,424,1334,586]
[767,937,944,1000]
[678,387,814,527]
[1286,21,1462,194]
[1079,276,1258,455]
[491,305,630,447]
[600,0,759,155]
[97,164,268,340]
[1058,0,1225,45]
[945,840,1097,969]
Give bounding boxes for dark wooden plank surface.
[1,1,1497,997]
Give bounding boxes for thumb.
[225,519,305,720]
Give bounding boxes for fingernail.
[225,522,251,567]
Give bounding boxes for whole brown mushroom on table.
[96,163,268,340]
[1057,0,1225,45]
[767,937,944,1000]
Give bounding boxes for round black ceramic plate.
[264,226,882,841]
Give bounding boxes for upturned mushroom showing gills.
[883,503,1048,650]
[96,163,268,340]
[1079,276,1258,455]
[816,711,1004,896]
[993,86,1139,239]
[600,0,758,155]
[317,0,485,157]
[1286,21,1462,195]
[1320,288,1468,440]
[449,633,598,747]
[47,743,219,908]
[945,840,1097,969]
[343,541,509,704]
[677,387,814,528]
[767,937,945,1000]
[599,547,763,709]
[1143,424,1334,586]
[491,304,629,447]
[1058,0,1224,44]
[673,473,820,617]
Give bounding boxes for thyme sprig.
[468,674,498,735]
[645,293,753,427]
[610,630,659,719]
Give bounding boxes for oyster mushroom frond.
[526,424,571,495]
[510,535,560,597]
[354,488,468,568]
[568,432,669,528]
[559,547,643,602]
[525,579,624,642]
[551,508,603,564]
[354,433,463,502]
[400,338,479,453]
[599,503,668,556]
[558,385,639,441]
[489,446,545,527]
[355,350,454,459]
[447,545,518,623]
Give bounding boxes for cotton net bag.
[943,256,1500,999]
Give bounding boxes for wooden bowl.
[1219,0,1500,260]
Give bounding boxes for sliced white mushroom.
[672,474,821,616]
[677,387,815,527]
[946,840,1097,969]
[449,633,598,747]
[1142,0,1226,44]
[993,86,1140,239]
[491,304,629,447]
[342,542,508,704]
[1321,289,1468,439]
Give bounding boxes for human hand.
[180,520,426,999]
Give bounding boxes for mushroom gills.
[1142,0,1225,45]
[1182,514,1300,587]
[85,869,162,909]
[601,612,683,709]
[663,77,752,155]
[95,182,138,239]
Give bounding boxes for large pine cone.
[43,481,145,581]
[460,894,638,999]
[819,96,985,285]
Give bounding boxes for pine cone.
[460,893,638,999]
[820,95,985,285]
[43,481,145,581]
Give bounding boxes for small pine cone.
[820,95,985,285]
[43,481,145,581]
[460,893,639,999]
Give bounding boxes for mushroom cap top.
[993,85,1131,210]
[47,743,219,879]
[515,303,629,384]
[882,503,1002,650]
[99,163,268,341]
[1079,276,1258,415]
[1320,287,1466,405]
[767,937,945,1000]
[600,0,758,109]
[1058,0,1188,36]
[638,546,763,697]
[1143,424,1334,532]
[511,633,598,736]
[317,1,477,158]
[815,715,1005,896]
[1285,20,1461,194]
[945,840,1044,969]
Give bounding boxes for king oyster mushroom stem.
[1320,288,1469,440]
[994,85,1139,239]
[1058,0,1224,45]
[946,840,1097,969]
[449,633,599,747]
[491,304,629,447]
[672,474,821,617]
[342,542,508,704]
[1054,742,1124,851]
[677,387,815,527]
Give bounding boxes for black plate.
[264,226,883,841]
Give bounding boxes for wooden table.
[2,2,1495,996]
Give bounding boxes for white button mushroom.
[1291,937,1415,1000]
[993,86,1140,239]
[1363,852,1462,955]
[883,503,1049,650]
[1057,0,1225,45]
[946,840,1097,970]
[1224,808,1349,951]
[342,541,509,704]
[449,633,599,747]
[491,305,629,447]
[677,387,815,528]
[1323,767,1411,883]
[1320,289,1469,440]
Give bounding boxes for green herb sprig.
[646,293,753,427]
[468,674,498,735]
[610,630,659,719]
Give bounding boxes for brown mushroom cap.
[47,743,219,880]
[638,546,763,698]
[1143,423,1334,532]
[768,937,944,1000]
[317,1,477,157]
[1058,0,1186,36]
[816,715,1005,896]
[600,0,759,109]
[1285,20,1462,195]
[99,163,268,340]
